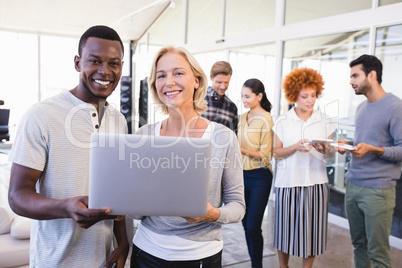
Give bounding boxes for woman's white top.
[273,108,336,188]
[133,121,223,260]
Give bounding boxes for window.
[225,0,275,38]
[228,44,276,116]
[285,0,371,25]
[0,31,38,132]
[375,24,402,100]
[39,35,78,101]
[0,31,131,138]
[380,0,402,6]
[188,0,222,44]
[282,31,370,119]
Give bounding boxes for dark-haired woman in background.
[237,78,274,268]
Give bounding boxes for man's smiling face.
[75,37,123,102]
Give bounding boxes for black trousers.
[130,244,222,268]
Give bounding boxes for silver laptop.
[88,132,213,217]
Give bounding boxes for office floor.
[125,210,402,268]
[125,181,402,268]
[224,221,402,268]
[125,220,402,268]
[225,186,402,268]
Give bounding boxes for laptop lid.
[88,132,213,217]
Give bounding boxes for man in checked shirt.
[202,61,239,133]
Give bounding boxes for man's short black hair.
[350,54,383,84]
[78,25,124,56]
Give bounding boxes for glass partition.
[225,0,275,38]
[375,24,402,100]
[188,0,222,44]
[39,35,78,101]
[375,21,402,240]
[282,31,370,118]
[0,31,38,133]
[0,31,131,135]
[227,44,276,116]
[285,0,371,25]
[380,0,402,6]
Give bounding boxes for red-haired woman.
[272,68,336,268]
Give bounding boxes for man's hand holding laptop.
[67,196,123,229]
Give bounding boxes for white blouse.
[273,108,336,187]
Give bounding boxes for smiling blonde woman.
[130,46,245,268]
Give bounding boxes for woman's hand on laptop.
[183,203,220,224]
[66,196,118,229]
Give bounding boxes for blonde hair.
[148,46,208,115]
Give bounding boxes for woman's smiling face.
[155,52,199,110]
[241,86,261,110]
